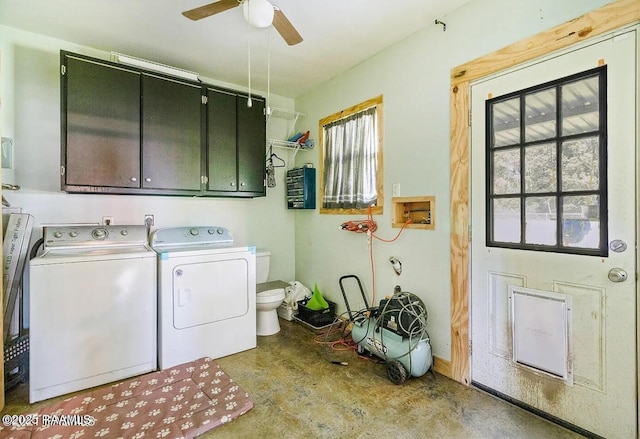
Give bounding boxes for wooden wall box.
[392,196,435,230]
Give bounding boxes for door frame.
[448,0,640,385]
[0,49,4,410]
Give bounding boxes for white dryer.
[150,226,256,370]
[29,225,157,403]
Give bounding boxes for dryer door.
[172,256,249,329]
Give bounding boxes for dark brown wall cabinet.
[64,56,141,189]
[142,75,202,192]
[205,88,266,195]
[61,51,266,197]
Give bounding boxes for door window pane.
[562,76,599,136]
[493,198,521,243]
[562,195,600,248]
[525,142,556,193]
[561,136,600,191]
[525,88,556,142]
[492,97,520,147]
[493,148,520,195]
[525,196,556,245]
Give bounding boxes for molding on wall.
[432,355,451,377]
[448,0,640,385]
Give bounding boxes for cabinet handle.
[240,182,245,187]
[145,177,151,182]
[130,177,137,182]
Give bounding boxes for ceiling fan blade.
[272,8,303,46]
[182,0,240,21]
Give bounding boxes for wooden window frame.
[318,95,384,215]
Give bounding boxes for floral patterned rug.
[2,357,253,438]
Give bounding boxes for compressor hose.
[378,291,430,360]
[351,289,430,364]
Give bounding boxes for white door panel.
[471,29,637,439]
[173,258,249,329]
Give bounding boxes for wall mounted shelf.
[392,196,435,230]
[266,107,308,151]
[268,139,311,150]
[266,107,305,123]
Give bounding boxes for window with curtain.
[319,95,383,214]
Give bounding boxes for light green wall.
[293,0,613,360]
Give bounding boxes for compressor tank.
[351,317,432,378]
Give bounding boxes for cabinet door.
[63,55,141,188]
[206,88,237,192]
[142,75,201,191]
[237,96,266,195]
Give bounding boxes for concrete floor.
[3,318,585,438]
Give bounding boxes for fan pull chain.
[266,30,271,115]
[247,28,253,108]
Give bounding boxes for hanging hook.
[271,153,286,168]
[435,19,446,32]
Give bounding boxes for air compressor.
[351,288,432,384]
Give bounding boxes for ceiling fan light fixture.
[242,0,274,28]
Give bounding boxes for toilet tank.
[256,250,270,283]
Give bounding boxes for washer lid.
[150,226,233,249]
[31,245,156,265]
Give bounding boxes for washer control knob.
[217,229,224,234]
[69,231,78,238]
[190,228,199,236]
[121,229,128,236]
[208,228,216,234]
[53,231,62,238]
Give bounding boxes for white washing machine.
[29,224,157,403]
[150,226,256,370]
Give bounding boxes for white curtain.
[322,107,378,209]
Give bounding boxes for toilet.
[256,251,287,336]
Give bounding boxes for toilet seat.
[257,288,285,303]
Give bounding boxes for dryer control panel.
[150,226,233,248]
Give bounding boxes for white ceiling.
[0,0,471,98]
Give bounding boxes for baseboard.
[432,356,451,377]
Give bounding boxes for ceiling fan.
[182,0,303,46]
